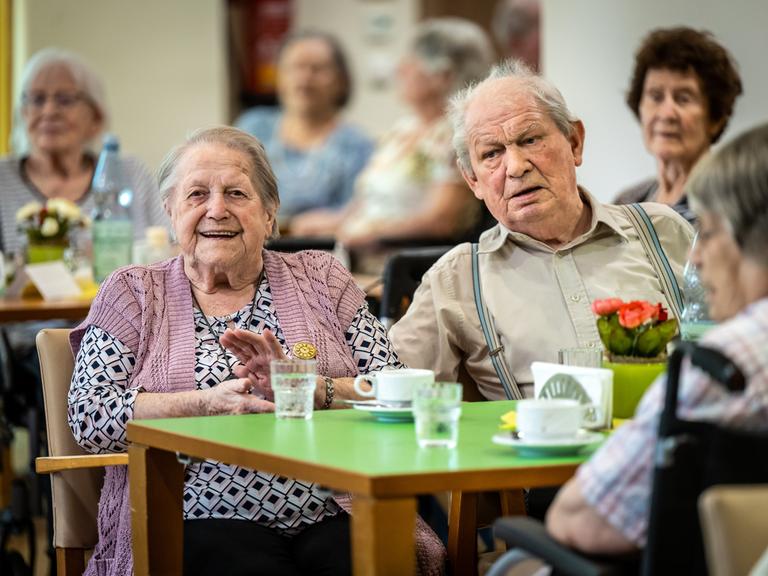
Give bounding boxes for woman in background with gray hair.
[0,47,165,256]
[292,18,495,272]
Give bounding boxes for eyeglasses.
[22,91,88,110]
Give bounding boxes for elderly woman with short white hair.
[292,18,495,271]
[0,47,165,255]
[67,126,445,576]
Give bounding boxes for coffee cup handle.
[353,374,377,397]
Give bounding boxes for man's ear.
[163,197,172,219]
[569,120,586,167]
[458,159,484,201]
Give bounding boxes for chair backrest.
[379,246,452,329]
[642,344,768,576]
[266,237,336,253]
[36,328,102,550]
[699,485,768,576]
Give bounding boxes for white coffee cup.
[516,399,584,441]
[353,368,434,406]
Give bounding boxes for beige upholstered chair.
[35,328,128,575]
[699,485,768,576]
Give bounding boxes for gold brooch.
[292,342,317,360]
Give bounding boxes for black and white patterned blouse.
[68,276,403,534]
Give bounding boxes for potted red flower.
[592,298,678,418]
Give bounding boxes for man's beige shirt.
[389,192,694,400]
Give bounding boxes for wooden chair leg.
[500,489,527,516]
[495,489,527,553]
[0,443,12,507]
[448,491,479,576]
[57,547,86,576]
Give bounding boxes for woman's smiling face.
[165,142,274,271]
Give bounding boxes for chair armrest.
[493,517,639,576]
[36,453,129,474]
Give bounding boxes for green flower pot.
[604,359,667,419]
[27,242,67,264]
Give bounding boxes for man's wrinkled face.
[461,77,585,239]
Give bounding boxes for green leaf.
[656,319,678,345]
[597,317,613,349]
[634,319,678,357]
[608,324,633,356]
[598,315,633,355]
[636,328,662,357]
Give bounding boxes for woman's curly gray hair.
[409,18,495,96]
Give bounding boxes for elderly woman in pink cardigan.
[67,126,444,576]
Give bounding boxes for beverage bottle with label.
[91,134,134,282]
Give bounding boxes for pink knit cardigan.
[70,250,445,576]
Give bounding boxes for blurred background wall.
[7,0,768,201]
[544,0,768,200]
[11,0,229,171]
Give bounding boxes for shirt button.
[588,342,596,348]
[570,294,581,302]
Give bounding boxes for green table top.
[128,401,600,496]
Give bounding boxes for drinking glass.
[557,347,604,368]
[270,359,317,420]
[413,382,463,448]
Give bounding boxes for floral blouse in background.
[340,115,468,239]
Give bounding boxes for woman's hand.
[200,377,275,415]
[220,328,287,400]
[134,379,274,419]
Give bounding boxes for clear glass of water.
[557,347,604,368]
[413,382,463,448]
[270,359,317,420]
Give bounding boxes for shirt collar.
[479,187,629,254]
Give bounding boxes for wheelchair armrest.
[36,453,129,474]
[493,517,640,576]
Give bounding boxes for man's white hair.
[448,58,579,176]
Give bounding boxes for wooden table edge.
[128,421,580,496]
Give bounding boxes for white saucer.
[352,401,413,422]
[491,429,604,457]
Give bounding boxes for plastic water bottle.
[680,232,716,341]
[91,135,133,282]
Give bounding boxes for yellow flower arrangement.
[16,199,90,244]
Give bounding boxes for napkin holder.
[531,362,613,429]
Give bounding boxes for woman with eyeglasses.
[0,47,166,256]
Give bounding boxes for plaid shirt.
[578,298,768,546]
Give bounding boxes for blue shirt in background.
[235,107,374,219]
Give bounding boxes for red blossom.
[618,300,659,329]
[657,304,668,322]
[591,298,624,316]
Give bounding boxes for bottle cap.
[102,134,120,152]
